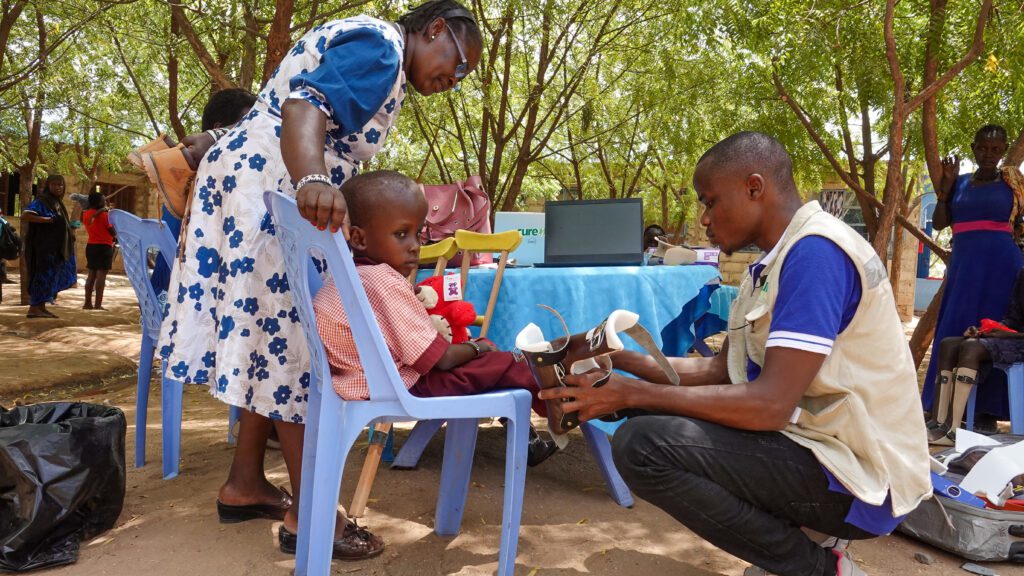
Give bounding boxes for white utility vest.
[727,201,930,516]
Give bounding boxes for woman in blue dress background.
[924,124,1024,431]
[20,174,77,319]
[158,0,482,560]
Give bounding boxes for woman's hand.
[964,326,980,338]
[295,181,349,235]
[939,155,961,200]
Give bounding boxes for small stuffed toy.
[415,275,478,343]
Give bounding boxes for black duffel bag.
[0,403,126,572]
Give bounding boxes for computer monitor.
[542,198,643,266]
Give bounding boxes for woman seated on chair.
[312,170,560,466]
[928,267,1024,445]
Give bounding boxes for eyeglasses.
[445,23,468,86]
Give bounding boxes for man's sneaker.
[834,549,868,576]
[742,535,851,576]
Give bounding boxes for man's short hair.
[201,88,257,131]
[697,131,796,192]
[341,170,421,227]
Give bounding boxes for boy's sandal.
[278,521,385,561]
[516,305,679,435]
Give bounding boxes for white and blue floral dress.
[158,16,406,423]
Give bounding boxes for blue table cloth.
[417,264,721,356]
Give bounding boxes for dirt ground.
[1,275,1023,576]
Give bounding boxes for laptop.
[537,198,644,267]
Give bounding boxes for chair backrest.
[108,210,177,341]
[264,191,414,408]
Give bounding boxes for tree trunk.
[169,0,236,90]
[17,165,33,305]
[168,17,185,141]
[1007,127,1024,168]
[262,0,295,87]
[910,279,945,369]
[921,0,948,189]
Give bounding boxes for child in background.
[82,192,116,310]
[313,170,559,466]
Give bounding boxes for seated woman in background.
[928,267,1024,444]
[922,124,1024,432]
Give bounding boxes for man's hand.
[295,182,350,237]
[538,370,630,424]
[964,326,980,338]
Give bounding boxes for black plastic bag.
[0,403,126,572]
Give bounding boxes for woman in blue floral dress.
[21,174,77,318]
[158,0,482,559]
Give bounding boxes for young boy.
[312,170,558,466]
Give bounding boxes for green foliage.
[0,0,1018,233]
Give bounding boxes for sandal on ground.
[516,305,679,435]
[26,310,58,319]
[216,487,292,523]
[278,521,385,561]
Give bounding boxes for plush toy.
[415,275,478,344]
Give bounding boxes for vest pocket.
[794,394,850,427]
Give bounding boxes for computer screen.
[543,198,643,265]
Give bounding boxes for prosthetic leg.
[931,368,977,447]
[926,370,954,441]
[516,305,678,435]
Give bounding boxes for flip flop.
[216,486,293,523]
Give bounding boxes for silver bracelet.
[465,340,482,357]
[205,128,228,142]
[294,173,331,190]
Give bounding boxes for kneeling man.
[541,132,930,576]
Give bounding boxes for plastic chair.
[109,209,240,480]
[966,362,1024,434]
[389,229,633,508]
[265,191,532,576]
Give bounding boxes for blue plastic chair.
[109,209,240,479]
[265,191,533,576]
[390,418,633,507]
[966,362,1024,434]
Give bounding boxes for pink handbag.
[420,176,493,265]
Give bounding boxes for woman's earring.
[431,34,436,40]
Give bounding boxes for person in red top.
[313,170,559,466]
[82,192,116,310]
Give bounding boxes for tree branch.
[905,0,992,113]
[168,0,236,89]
